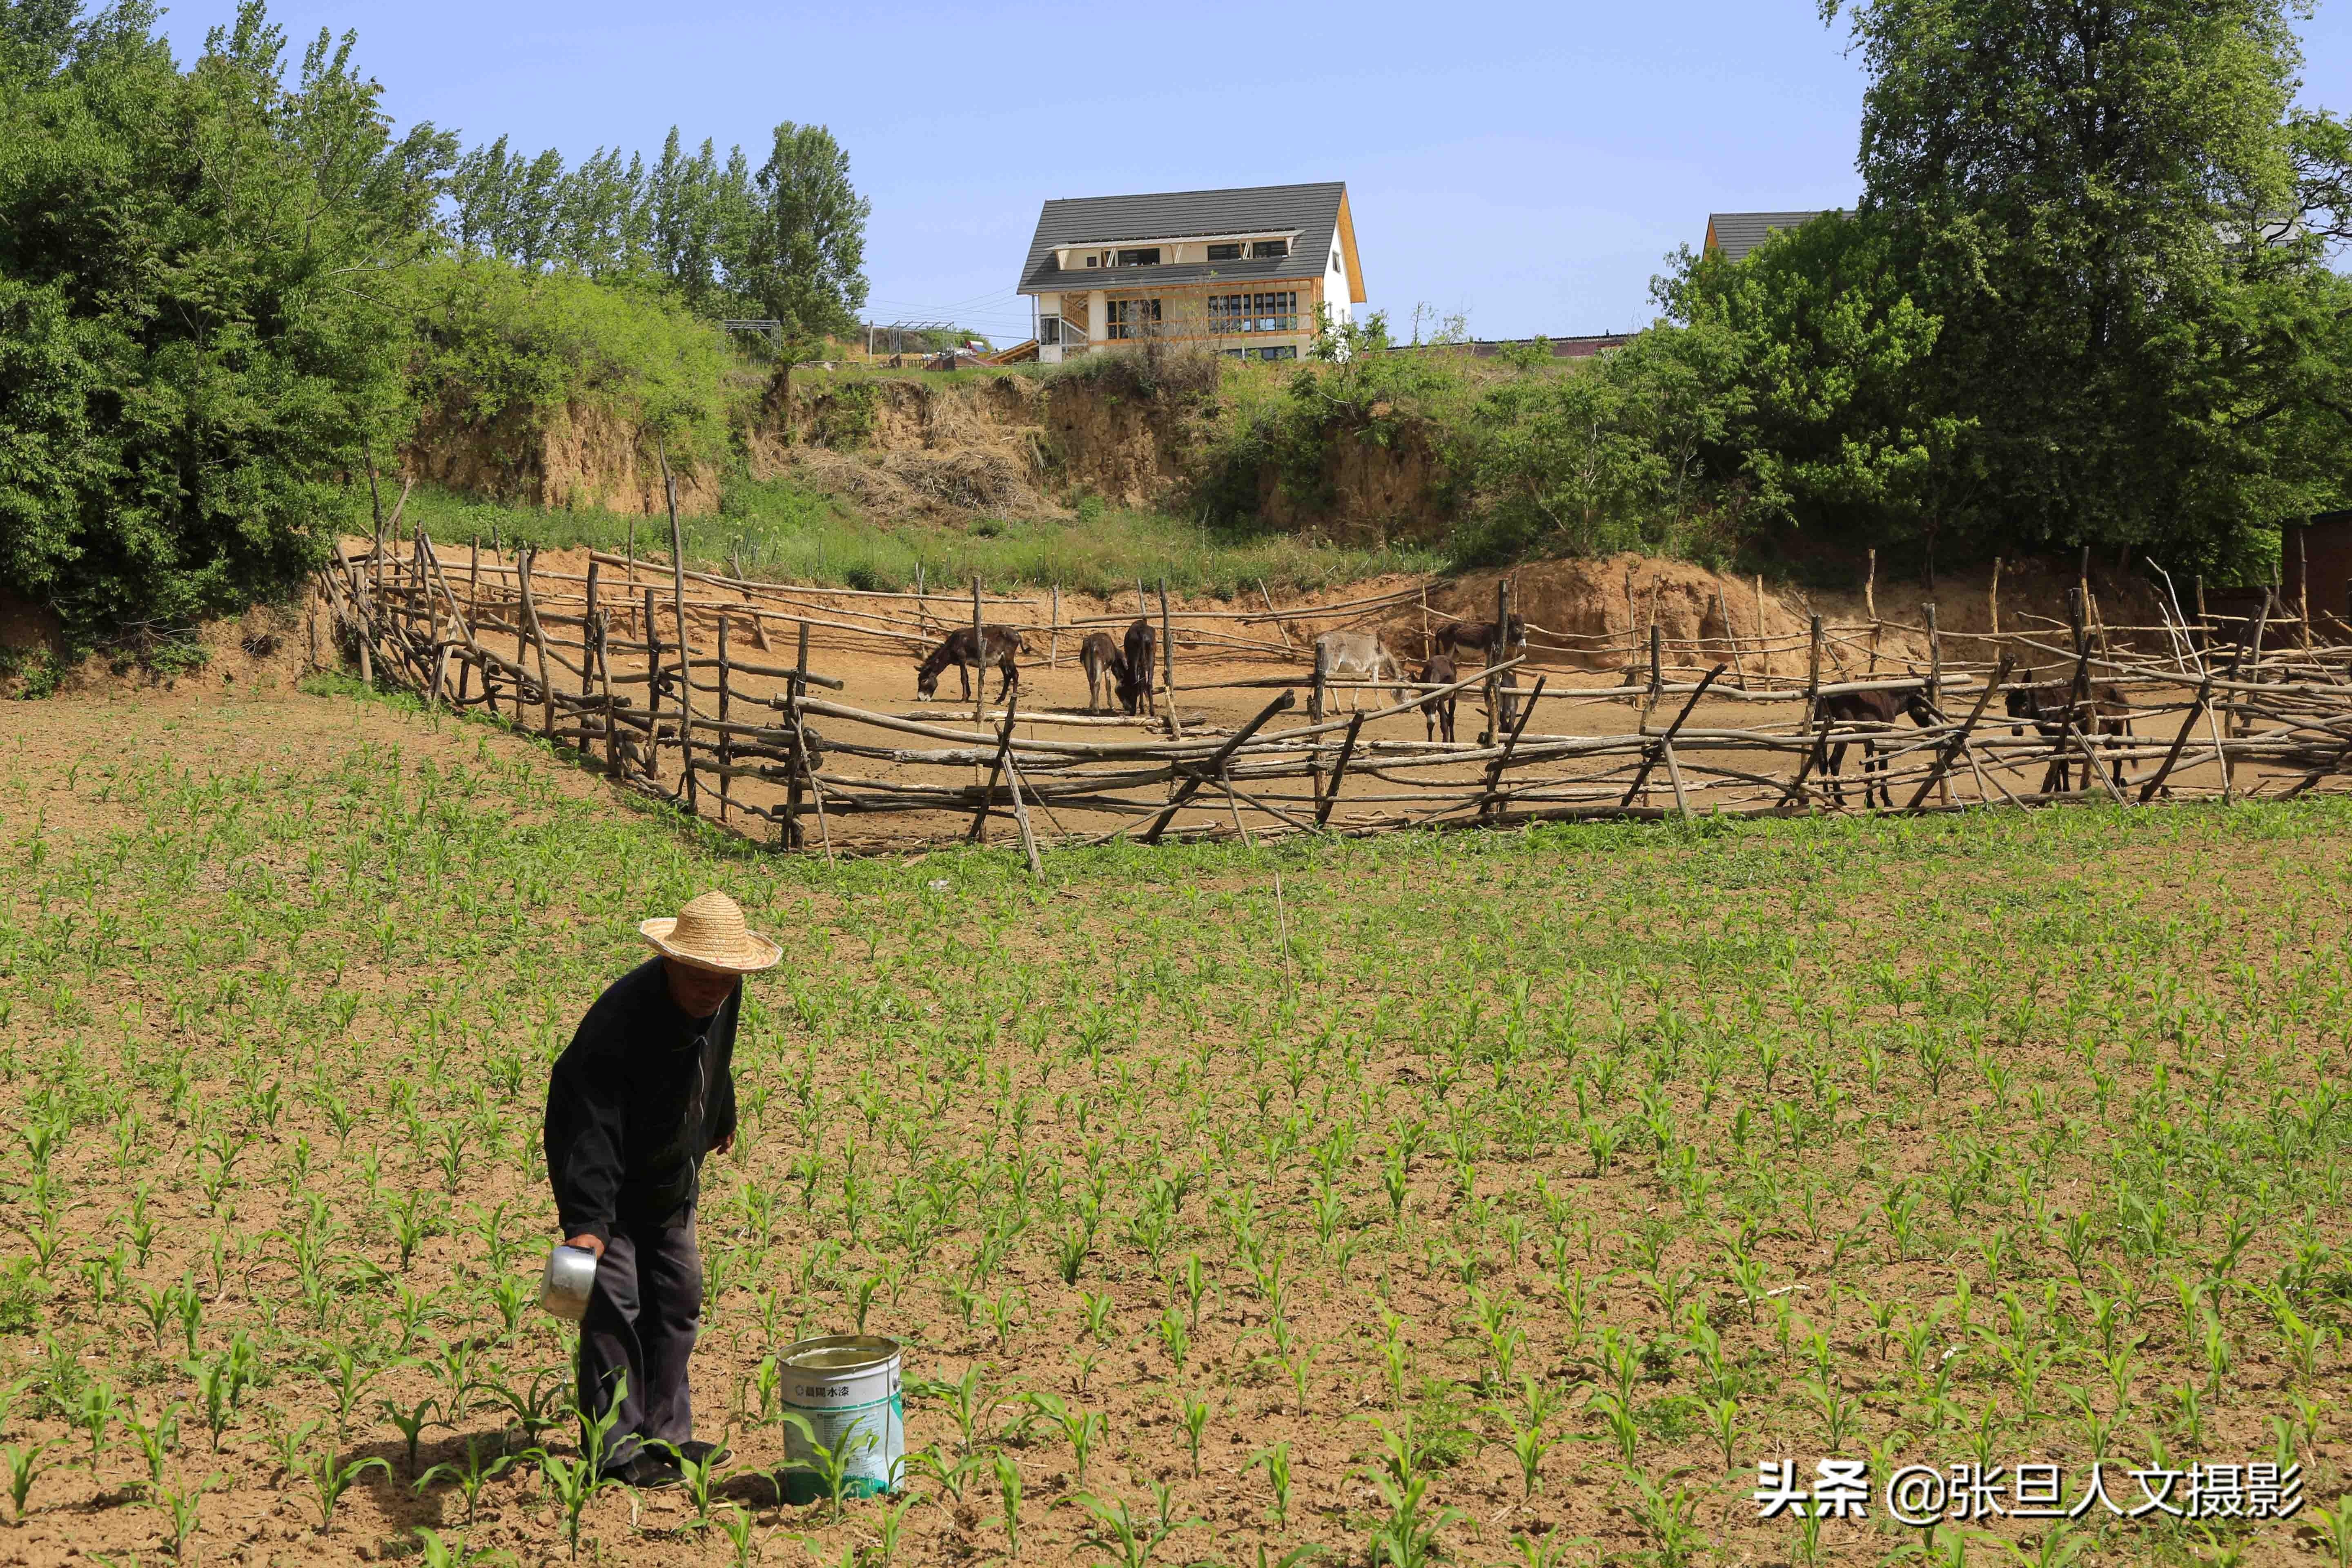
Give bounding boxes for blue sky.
[164,0,2352,343]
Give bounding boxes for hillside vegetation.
[7,0,2352,657]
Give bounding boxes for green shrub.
[0,2,445,652]
[403,258,744,471]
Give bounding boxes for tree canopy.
[0,0,873,651]
[0,0,451,649]
[441,119,870,340]
[1649,0,2352,577]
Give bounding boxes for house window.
[1252,239,1289,259]
[1253,345,1297,361]
[1085,254,1100,267]
[1039,316,1062,346]
[1332,250,1343,271]
[1206,243,1242,261]
[1115,247,1161,267]
[1105,297,1160,339]
[1208,292,1299,334]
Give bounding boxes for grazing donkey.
[915,626,1024,703]
[2005,676,2136,791]
[1079,632,1126,714]
[1432,615,1524,660]
[1118,618,1157,717]
[1815,686,1940,808]
[1310,630,1407,722]
[1417,655,1459,743]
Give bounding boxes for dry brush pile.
[0,702,2349,1566]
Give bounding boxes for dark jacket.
[544,958,739,1243]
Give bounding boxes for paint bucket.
[777,1334,903,1502]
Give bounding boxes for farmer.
[544,889,780,1486]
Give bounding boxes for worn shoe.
[619,1452,684,1489]
[678,1440,732,1467]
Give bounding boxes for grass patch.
[399,475,1438,599]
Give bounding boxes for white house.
[1016,182,1366,364]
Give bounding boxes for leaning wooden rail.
[315,537,2352,872]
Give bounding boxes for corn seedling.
[1075,1488,1200,1568]
[4,1438,58,1521]
[993,1452,1023,1559]
[1251,1439,1295,1528]
[527,1379,628,1558]
[152,1469,221,1561]
[416,1436,516,1528]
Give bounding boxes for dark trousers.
[576,1208,701,1464]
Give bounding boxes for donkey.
[1816,685,1940,808]
[1432,615,1524,660]
[1310,630,1407,722]
[2005,677,2136,791]
[1079,632,1126,714]
[1417,655,1459,743]
[915,626,1024,703]
[1118,618,1157,717]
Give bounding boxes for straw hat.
[638,891,782,974]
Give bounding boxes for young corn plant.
[775,1412,873,1525]
[415,1437,516,1529]
[993,1453,1023,1560]
[4,1439,58,1522]
[300,1441,390,1534]
[527,1383,629,1559]
[1075,1489,1201,1568]
[153,1469,222,1561]
[412,1526,517,1568]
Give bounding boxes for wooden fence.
[314,528,2352,869]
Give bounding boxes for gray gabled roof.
[1018,182,1348,295]
[1706,210,1842,263]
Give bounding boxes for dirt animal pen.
[318,530,2352,864]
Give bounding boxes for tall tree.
[740,121,869,340]
[0,0,452,648]
[1816,0,2352,568]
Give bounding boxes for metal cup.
[540,1244,599,1321]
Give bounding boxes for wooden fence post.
[1487,576,1513,739]
[513,546,531,719]
[1715,582,1746,688]
[1753,574,1770,682]
[1315,711,1365,829]
[1924,600,1950,806]
[1480,674,1548,822]
[583,561,601,707]
[1621,667,1722,812]
[597,610,618,777]
[784,621,811,848]
[1864,547,1880,675]
[971,577,985,727]
[662,444,696,813]
[1804,615,1824,725]
[1141,692,1292,844]
[1160,578,1181,740]
[717,614,734,826]
[2138,675,2214,804]
[642,585,663,781]
[2299,524,2312,653]
[969,696,1020,844]
[1049,584,1061,671]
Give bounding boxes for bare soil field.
[0,682,2345,1568]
